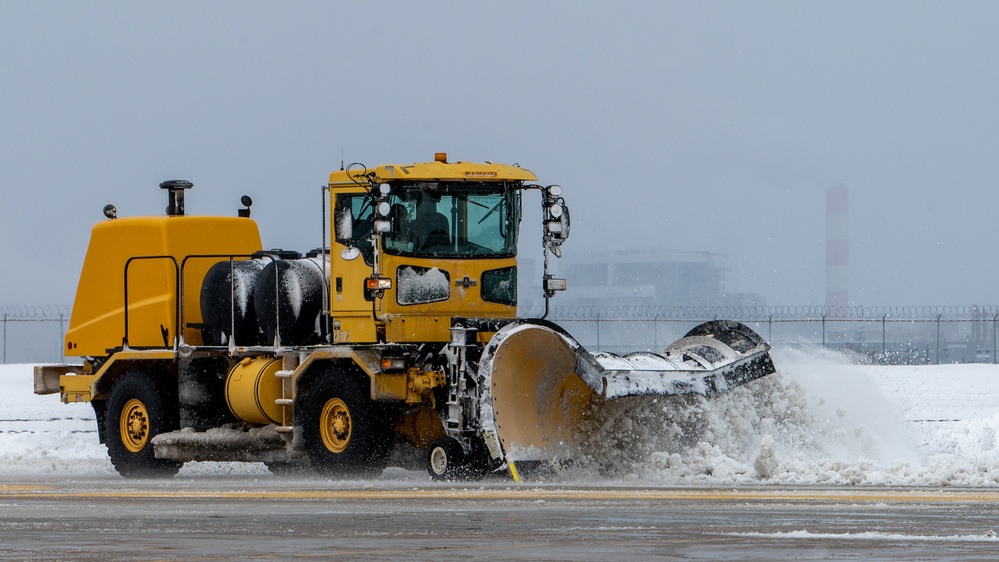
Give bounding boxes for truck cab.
[327,154,566,344]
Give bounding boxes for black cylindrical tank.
[253,256,328,346]
[199,250,303,346]
[199,259,265,346]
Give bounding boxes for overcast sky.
[2,1,998,307]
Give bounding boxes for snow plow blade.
[479,320,775,463]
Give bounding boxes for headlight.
[544,277,567,292]
[380,357,407,371]
[365,277,392,291]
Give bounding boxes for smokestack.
[160,180,193,216]
[825,185,849,308]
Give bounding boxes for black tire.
[105,371,183,478]
[426,437,466,481]
[300,370,390,477]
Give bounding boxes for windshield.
[383,184,519,258]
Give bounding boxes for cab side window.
[336,194,374,265]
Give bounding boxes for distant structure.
[826,185,849,308]
[551,249,765,308]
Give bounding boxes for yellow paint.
[371,372,408,401]
[404,369,444,404]
[326,184,379,342]
[320,397,352,453]
[394,405,446,448]
[326,159,534,345]
[334,316,377,344]
[59,349,176,403]
[119,398,150,452]
[381,256,518,343]
[508,461,521,483]
[0,485,57,492]
[225,357,284,425]
[66,215,262,357]
[328,160,537,185]
[60,373,96,402]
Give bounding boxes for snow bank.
[5,347,999,485]
[0,365,115,476]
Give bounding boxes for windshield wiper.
[477,198,506,224]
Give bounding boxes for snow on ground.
[3,347,999,485]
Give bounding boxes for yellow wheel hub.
[120,398,150,453]
[320,398,351,454]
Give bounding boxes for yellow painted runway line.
[2,486,999,503]
[0,484,57,492]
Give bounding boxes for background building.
[543,249,766,309]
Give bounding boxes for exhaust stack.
[160,179,193,216]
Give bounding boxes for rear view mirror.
[340,246,361,261]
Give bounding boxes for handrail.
[123,255,180,349]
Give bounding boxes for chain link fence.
[1,305,70,364]
[529,304,999,364]
[7,304,999,365]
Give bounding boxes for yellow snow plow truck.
[35,154,776,480]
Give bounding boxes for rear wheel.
[301,370,389,477]
[105,371,183,478]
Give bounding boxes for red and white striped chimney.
[825,186,849,308]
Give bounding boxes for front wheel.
[426,437,466,481]
[300,370,389,477]
[426,437,489,481]
[105,371,183,478]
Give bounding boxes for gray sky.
[2,1,998,307]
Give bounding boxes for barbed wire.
[0,305,71,320]
[527,304,999,321]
